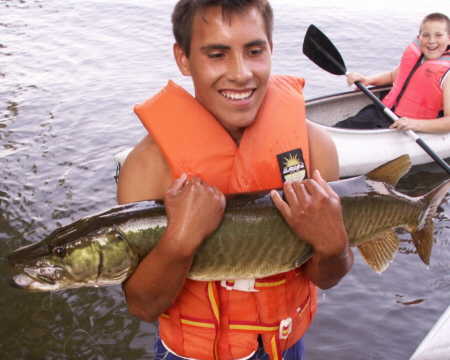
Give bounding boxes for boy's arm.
[346,67,398,87]
[117,136,225,322]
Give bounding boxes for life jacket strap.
[160,296,311,333]
[220,278,288,292]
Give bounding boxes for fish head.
[7,227,127,292]
[8,200,159,292]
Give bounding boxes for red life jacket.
[382,40,450,119]
[134,75,317,360]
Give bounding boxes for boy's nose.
[428,34,439,43]
[227,55,252,83]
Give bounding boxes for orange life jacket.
[134,75,317,360]
[382,40,450,119]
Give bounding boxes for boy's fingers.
[271,190,291,218]
[311,169,336,197]
[168,173,188,195]
[283,181,299,205]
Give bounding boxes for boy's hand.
[346,72,369,86]
[390,117,421,131]
[163,174,226,257]
[271,169,348,257]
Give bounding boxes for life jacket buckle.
[279,317,292,340]
[220,279,259,292]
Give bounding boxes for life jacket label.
[277,149,307,183]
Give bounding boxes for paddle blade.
[303,24,347,76]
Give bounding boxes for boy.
[117,1,353,359]
[335,13,450,133]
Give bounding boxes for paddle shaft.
[353,80,450,174]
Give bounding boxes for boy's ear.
[173,43,191,76]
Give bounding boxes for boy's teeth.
[221,90,252,100]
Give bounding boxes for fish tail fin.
[412,179,450,265]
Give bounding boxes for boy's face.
[174,6,272,139]
[418,20,450,60]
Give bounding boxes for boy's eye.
[248,47,265,56]
[250,49,262,55]
[421,32,445,40]
[208,52,224,59]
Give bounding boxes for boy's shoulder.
[117,135,172,203]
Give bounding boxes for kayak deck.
[305,86,450,177]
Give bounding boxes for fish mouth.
[25,265,64,284]
[7,244,65,287]
[9,278,25,289]
[10,268,65,292]
[8,264,65,290]
[9,273,36,289]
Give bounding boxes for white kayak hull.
[306,86,450,177]
[409,305,450,360]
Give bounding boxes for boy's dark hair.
[172,0,273,57]
[420,12,450,34]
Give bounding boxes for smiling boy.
[175,5,271,142]
[336,12,450,132]
[117,1,353,359]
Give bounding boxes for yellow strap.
[271,336,280,360]
[181,318,215,329]
[163,313,280,332]
[255,279,287,288]
[229,324,279,332]
[207,281,221,324]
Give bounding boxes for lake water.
[1,0,450,359]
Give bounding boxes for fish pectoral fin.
[366,155,411,186]
[412,218,434,266]
[357,230,400,273]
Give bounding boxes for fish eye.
[53,247,66,257]
[115,231,125,241]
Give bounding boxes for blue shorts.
[153,336,304,360]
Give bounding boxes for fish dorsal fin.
[357,230,400,273]
[366,155,412,186]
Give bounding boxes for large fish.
[8,155,450,292]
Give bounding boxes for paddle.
[303,24,450,175]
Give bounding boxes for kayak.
[409,305,450,360]
[114,86,450,178]
[305,86,450,177]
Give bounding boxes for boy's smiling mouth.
[220,89,255,101]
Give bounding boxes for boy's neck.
[228,127,244,144]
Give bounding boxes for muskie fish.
[8,155,450,292]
